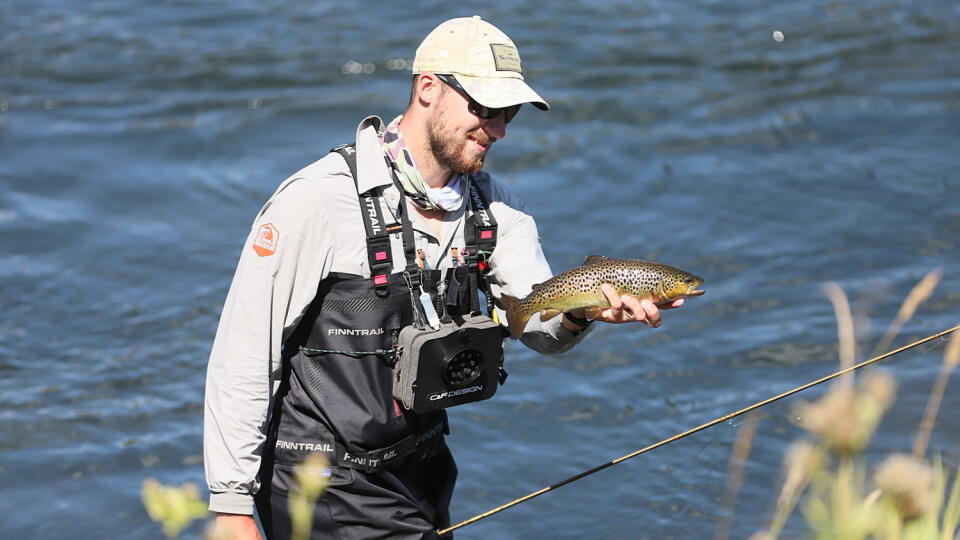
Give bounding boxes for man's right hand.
[212,513,262,540]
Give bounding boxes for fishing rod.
[437,324,960,536]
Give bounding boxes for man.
[204,16,683,539]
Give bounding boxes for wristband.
[564,312,592,329]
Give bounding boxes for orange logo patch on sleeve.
[253,223,279,257]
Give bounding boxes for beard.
[426,107,492,175]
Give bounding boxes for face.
[426,82,507,175]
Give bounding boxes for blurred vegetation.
[141,479,209,538]
[142,453,329,539]
[721,268,960,540]
[289,453,331,540]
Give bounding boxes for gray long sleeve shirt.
[203,116,590,514]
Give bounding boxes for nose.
[483,114,507,140]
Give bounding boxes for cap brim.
[454,74,550,111]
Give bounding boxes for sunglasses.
[435,73,522,124]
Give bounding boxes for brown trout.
[501,256,704,339]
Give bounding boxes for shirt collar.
[354,115,394,194]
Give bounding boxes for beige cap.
[413,16,549,111]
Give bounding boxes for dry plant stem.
[824,283,856,391]
[714,413,760,540]
[767,443,825,539]
[912,335,960,459]
[870,268,942,359]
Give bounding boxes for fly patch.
[489,43,522,73]
[319,297,392,312]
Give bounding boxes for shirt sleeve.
[482,178,592,354]
[203,177,334,514]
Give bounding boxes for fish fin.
[584,306,604,319]
[539,309,562,322]
[501,294,530,340]
[583,255,610,266]
[530,282,543,291]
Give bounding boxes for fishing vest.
[265,144,499,473]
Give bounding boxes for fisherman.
[204,16,684,539]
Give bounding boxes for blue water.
[2,1,958,538]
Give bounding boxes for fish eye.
[684,276,695,283]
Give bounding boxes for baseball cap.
[412,16,550,111]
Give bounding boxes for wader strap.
[334,417,447,473]
[333,144,397,292]
[383,158,421,278]
[464,179,499,314]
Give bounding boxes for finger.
[600,284,622,311]
[662,298,684,310]
[640,299,661,328]
[619,294,646,322]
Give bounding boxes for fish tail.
[500,294,530,340]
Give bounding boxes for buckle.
[367,235,392,288]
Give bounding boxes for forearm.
[204,346,271,514]
[514,308,593,354]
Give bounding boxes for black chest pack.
[333,144,508,414]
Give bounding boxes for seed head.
[862,370,897,410]
[874,454,935,520]
[798,386,863,454]
[797,371,897,455]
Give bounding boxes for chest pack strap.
[464,178,498,314]
[383,160,426,283]
[334,417,447,472]
[331,142,500,311]
[332,143,404,292]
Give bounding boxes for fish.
[500,256,704,339]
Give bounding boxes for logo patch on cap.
[489,43,522,73]
[253,223,279,257]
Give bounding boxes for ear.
[414,72,444,107]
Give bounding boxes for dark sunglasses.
[435,73,522,124]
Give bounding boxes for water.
[2,0,958,538]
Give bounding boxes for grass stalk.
[912,335,960,459]
[870,268,942,358]
[767,442,824,538]
[823,283,857,390]
[714,412,760,540]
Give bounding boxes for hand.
[567,284,683,329]
[211,513,262,540]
